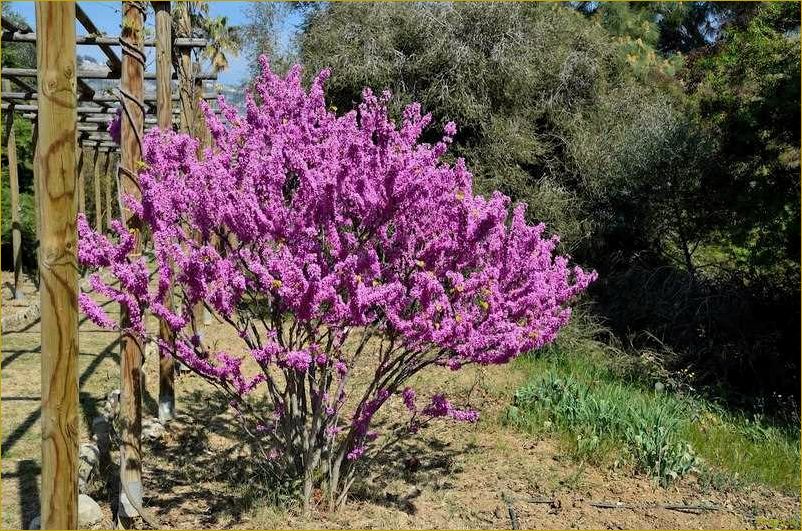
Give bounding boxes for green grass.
[505,322,800,493]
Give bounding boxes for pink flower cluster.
[77,57,595,493]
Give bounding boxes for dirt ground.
[1,271,799,530]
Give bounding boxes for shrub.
[77,58,595,512]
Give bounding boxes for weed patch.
[506,324,800,492]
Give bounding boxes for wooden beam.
[3,91,219,103]
[2,66,217,80]
[32,114,179,124]
[5,74,36,94]
[35,2,79,528]
[2,29,210,48]
[75,4,122,72]
[117,2,146,522]
[2,15,32,33]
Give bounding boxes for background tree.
[284,1,800,411]
[1,5,38,272]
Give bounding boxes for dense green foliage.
[0,143,37,271]
[1,6,38,272]
[265,1,800,412]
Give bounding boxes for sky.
[4,1,298,86]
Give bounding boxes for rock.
[78,443,100,493]
[80,443,99,463]
[141,418,166,440]
[105,389,121,418]
[654,381,665,393]
[78,494,102,527]
[27,515,40,530]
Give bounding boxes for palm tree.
[173,3,242,74]
[201,15,242,73]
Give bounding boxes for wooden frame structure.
[1,2,220,526]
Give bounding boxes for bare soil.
[2,271,799,530]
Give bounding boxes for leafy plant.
[513,370,697,485]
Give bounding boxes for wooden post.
[104,153,113,231]
[192,73,211,329]
[175,3,194,135]
[93,150,104,232]
[76,147,85,213]
[4,81,23,300]
[118,0,146,522]
[154,0,175,422]
[35,2,79,528]
[32,123,41,247]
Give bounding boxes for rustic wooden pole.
[76,147,85,213]
[93,149,106,232]
[154,0,176,422]
[104,153,113,231]
[32,122,41,248]
[118,0,146,522]
[35,2,79,528]
[192,73,211,328]
[175,3,194,135]
[93,150,103,232]
[4,82,23,300]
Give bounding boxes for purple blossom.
[75,57,596,499]
[280,350,312,372]
[402,387,417,412]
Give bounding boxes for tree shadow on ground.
[141,389,276,527]
[6,459,41,529]
[140,386,477,524]
[348,423,477,515]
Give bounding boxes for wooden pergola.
[1,2,221,527]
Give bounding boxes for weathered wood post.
[118,0,146,523]
[154,0,176,422]
[35,2,79,528]
[76,147,85,213]
[104,152,113,231]
[93,150,103,232]
[175,5,207,336]
[192,73,212,328]
[32,122,41,249]
[4,81,23,300]
[175,3,194,135]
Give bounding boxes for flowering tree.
[78,57,596,512]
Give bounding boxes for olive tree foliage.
[296,2,619,251]
[292,2,711,260]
